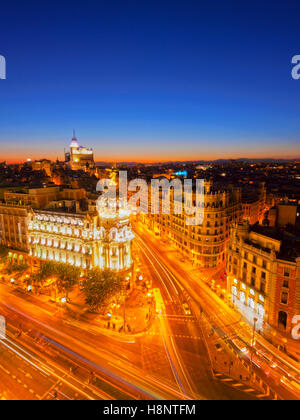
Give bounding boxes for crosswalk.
[213,371,276,400]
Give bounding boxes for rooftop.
[250,224,300,262]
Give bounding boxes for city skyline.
[0,0,299,405]
[2,131,300,164]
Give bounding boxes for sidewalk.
[0,278,154,339]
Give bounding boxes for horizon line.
[2,156,300,165]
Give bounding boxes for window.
[253,256,257,265]
[281,292,288,305]
[284,269,290,278]
[262,260,267,269]
[240,291,246,304]
[283,279,289,289]
[251,277,255,287]
[244,252,248,260]
[248,297,255,309]
[243,262,247,270]
[261,271,266,280]
[252,267,256,274]
[260,282,266,294]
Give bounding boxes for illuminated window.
[257,303,265,317]
[248,298,255,310]
[240,291,246,304]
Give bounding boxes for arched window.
[278,311,287,330]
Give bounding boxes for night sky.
[0,0,300,163]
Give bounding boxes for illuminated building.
[0,187,134,275]
[68,132,95,171]
[27,197,134,273]
[0,204,30,262]
[4,186,86,209]
[143,180,242,268]
[32,159,52,177]
[227,221,300,333]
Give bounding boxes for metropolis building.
[28,198,134,273]
[0,195,134,276]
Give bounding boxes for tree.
[6,262,29,275]
[39,261,58,280]
[34,261,80,300]
[83,268,123,313]
[55,263,81,300]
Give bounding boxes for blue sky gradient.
[0,0,299,162]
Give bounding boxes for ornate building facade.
[227,221,300,333]
[28,200,134,274]
[145,180,242,268]
[0,196,134,275]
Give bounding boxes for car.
[182,302,191,315]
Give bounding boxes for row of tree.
[0,247,124,313]
[30,261,123,313]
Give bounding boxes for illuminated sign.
[174,170,188,177]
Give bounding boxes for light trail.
[136,225,300,399]
[135,232,197,399]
